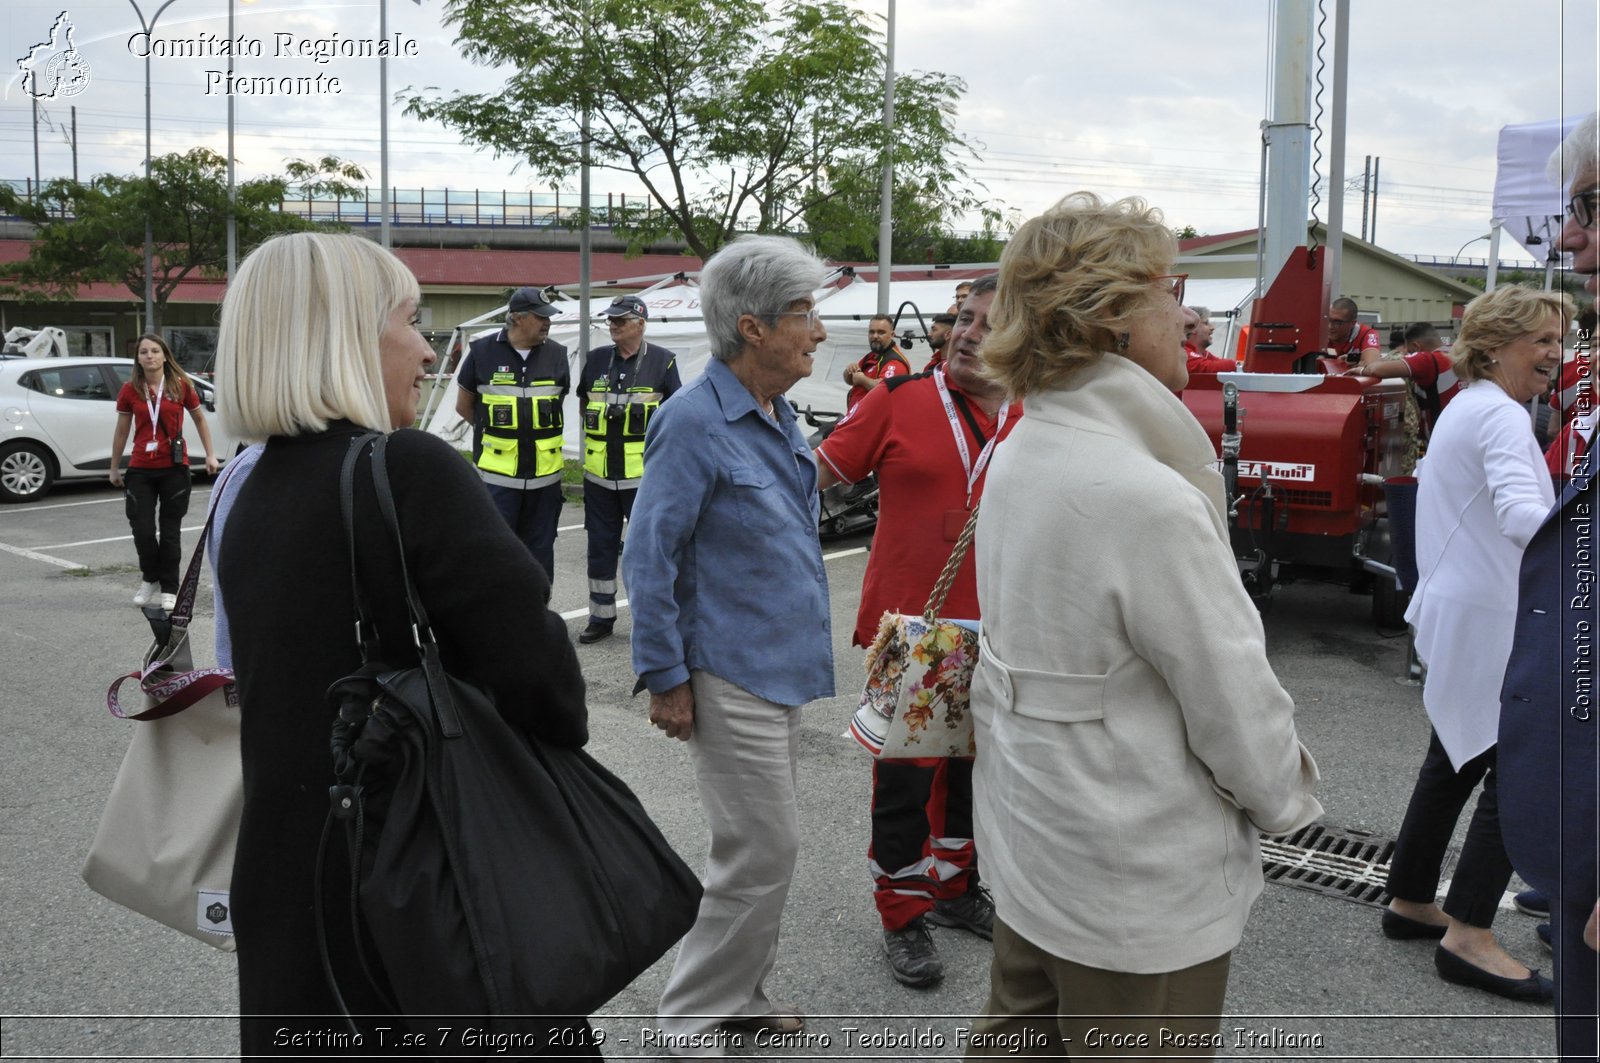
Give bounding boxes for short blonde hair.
[1451,284,1575,383]
[984,192,1177,396]
[217,232,420,439]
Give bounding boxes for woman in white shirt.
[1382,284,1574,1003]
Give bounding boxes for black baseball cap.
[507,287,558,317]
[603,295,649,320]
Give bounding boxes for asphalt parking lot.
[0,475,1564,1060]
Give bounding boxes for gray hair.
[1547,112,1599,186]
[700,235,828,362]
[1188,305,1210,320]
[968,274,999,298]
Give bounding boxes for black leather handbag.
[318,433,701,1027]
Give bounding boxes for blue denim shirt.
[623,358,834,707]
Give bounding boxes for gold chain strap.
[923,502,981,622]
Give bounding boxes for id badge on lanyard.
[144,387,162,452]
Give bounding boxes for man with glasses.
[455,286,569,580]
[815,275,1014,988]
[1499,110,1600,1063]
[1326,296,1382,364]
[575,295,681,644]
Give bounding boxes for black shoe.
[927,883,995,940]
[881,918,944,988]
[1381,908,1449,941]
[1433,945,1554,1003]
[577,622,614,645]
[1514,889,1551,917]
[1537,923,1552,951]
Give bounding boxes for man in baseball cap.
[453,285,570,578]
[575,293,681,643]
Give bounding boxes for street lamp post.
[128,0,185,331]
[1453,233,1491,265]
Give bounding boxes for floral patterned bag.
[849,506,980,759]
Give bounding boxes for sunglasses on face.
[1155,273,1187,303]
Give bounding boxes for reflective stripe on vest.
[477,378,564,481]
[583,470,643,490]
[583,385,660,483]
[477,468,563,490]
[478,383,563,398]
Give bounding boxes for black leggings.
[124,465,192,593]
[1386,729,1513,927]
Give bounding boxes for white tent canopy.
[1489,116,1581,272]
[422,270,1261,456]
[424,273,974,455]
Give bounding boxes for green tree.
[0,148,367,328]
[404,0,990,258]
[801,159,1010,263]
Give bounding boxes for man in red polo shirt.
[843,314,911,409]
[1346,324,1460,435]
[1327,297,1382,363]
[814,275,1018,989]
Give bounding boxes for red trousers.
[868,757,977,930]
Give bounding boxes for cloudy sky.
[2,0,1596,268]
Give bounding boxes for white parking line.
[36,525,205,550]
[0,496,125,513]
[0,541,86,570]
[0,487,215,515]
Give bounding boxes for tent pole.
[1486,224,1502,293]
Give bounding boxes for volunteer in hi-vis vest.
[454,286,570,581]
[574,295,682,644]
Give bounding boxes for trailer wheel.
[1372,571,1410,629]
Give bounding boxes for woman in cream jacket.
[966,193,1322,1058]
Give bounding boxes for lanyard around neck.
[144,381,164,437]
[933,367,1009,509]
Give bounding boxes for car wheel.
[0,441,56,503]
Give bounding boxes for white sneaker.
[132,581,158,607]
[159,592,177,612]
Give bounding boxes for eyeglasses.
[773,307,822,327]
[1569,187,1599,229]
[606,315,642,327]
[1155,273,1187,303]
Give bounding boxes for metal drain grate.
[1261,823,1402,907]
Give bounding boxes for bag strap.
[922,502,981,622]
[338,432,464,738]
[108,666,234,720]
[104,462,244,720]
[166,459,238,626]
[339,433,385,662]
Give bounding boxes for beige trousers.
[656,671,803,1056]
[967,916,1232,1060]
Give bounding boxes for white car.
[0,357,244,503]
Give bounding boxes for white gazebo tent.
[423,270,982,457]
[422,268,1260,457]
[1488,116,1581,291]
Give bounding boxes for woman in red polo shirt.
[108,334,220,611]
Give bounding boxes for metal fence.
[0,179,656,230]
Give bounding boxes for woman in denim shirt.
[623,234,834,1053]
